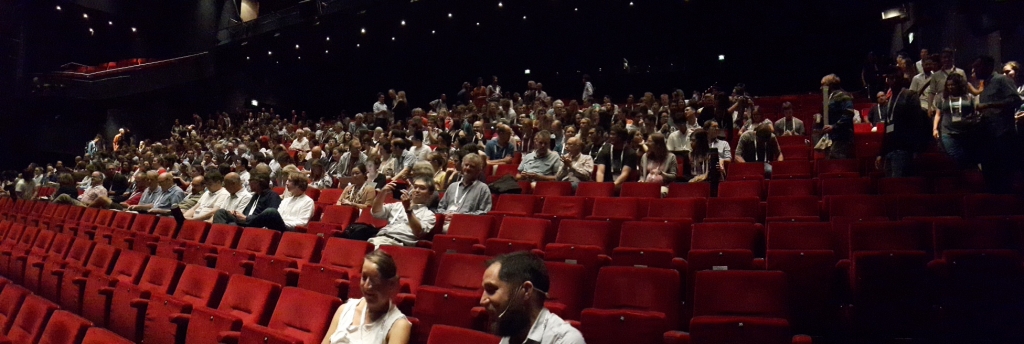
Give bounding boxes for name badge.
[951,115,962,122]
[886,124,895,133]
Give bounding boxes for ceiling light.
[268,51,273,55]
[246,56,250,60]
[131,27,137,32]
[448,13,452,18]
[356,44,360,47]
[498,2,503,8]
[108,21,113,26]
[88,28,94,35]
[295,44,300,49]
[524,69,530,75]
[401,20,406,26]
[83,13,89,19]
[431,30,435,34]
[523,16,526,20]
[326,36,330,41]
[56,5,61,11]
[629,2,634,6]
[251,100,258,106]
[718,55,725,61]
[574,7,578,11]
[476,22,480,26]
[391,37,395,41]
[325,50,329,54]
[298,56,301,60]
[360,28,366,34]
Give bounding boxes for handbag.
[488,175,522,194]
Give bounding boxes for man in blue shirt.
[486,124,515,166]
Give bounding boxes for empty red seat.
[667,183,712,199]
[963,194,1024,218]
[37,310,92,344]
[533,196,586,220]
[22,233,75,293]
[212,228,279,276]
[767,179,815,197]
[534,182,574,196]
[83,327,133,344]
[826,195,890,219]
[820,177,872,196]
[620,182,662,198]
[575,182,615,198]
[771,160,813,179]
[727,163,767,181]
[543,220,616,281]
[683,270,809,344]
[766,222,833,251]
[81,250,149,326]
[184,274,281,344]
[306,205,359,238]
[644,198,706,223]
[427,214,496,255]
[580,266,683,344]
[718,180,763,199]
[484,217,551,256]
[896,194,964,219]
[586,197,642,221]
[766,196,820,222]
[777,135,809,147]
[63,208,100,237]
[297,238,372,298]
[153,217,205,260]
[97,212,137,248]
[238,287,341,344]
[544,261,590,320]
[142,265,229,344]
[848,221,932,254]
[426,325,500,344]
[181,223,239,267]
[317,188,344,207]
[766,249,838,334]
[250,232,322,286]
[846,250,933,339]
[929,249,1024,340]
[781,144,812,161]
[878,177,928,195]
[410,254,489,341]
[108,256,183,342]
[706,197,761,222]
[76,209,115,240]
[10,229,55,284]
[59,244,119,314]
[371,245,432,305]
[489,194,538,217]
[929,218,1020,256]
[815,159,859,176]
[0,284,29,333]
[38,239,93,301]
[0,294,59,343]
[614,221,690,265]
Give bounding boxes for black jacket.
[243,189,282,221]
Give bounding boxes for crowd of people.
[1,47,1023,344]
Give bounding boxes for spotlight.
[108,21,113,26]
[448,13,452,18]
[268,51,273,55]
[56,5,61,11]
[251,100,258,106]
[131,27,137,32]
[295,44,300,49]
[246,56,250,60]
[629,2,634,6]
[391,37,395,41]
[326,36,330,41]
[524,69,530,75]
[298,56,301,60]
[498,2,503,8]
[431,30,436,34]
[476,22,480,26]
[401,20,406,26]
[361,28,366,34]
[83,13,88,19]
[356,44,360,47]
[88,28,94,35]
[523,16,526,20]
[574,7,578,11]
[718,55,725,61]
[325,50,329,54]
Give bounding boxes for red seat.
[37,310,92,344]
[542,220,616,285]
[534,182,573,196]
[64,208,99,237]
[154,218,207,260]
[0,294,59,343]
[766,222,832,251]
[877,177,928,195]
[772,160,813,179]
[544,261,590,320]
[59,244,120,314]
[10,229,54,284]
[848,221,932,254]
[181,223,239,267]
[76,210,116,240]
[930,218,1021,256]
[22,233,75,293]
[184,274,282,344]
[297,238,372,298]
[307,205,359,238]
[718,180,763,199]
[826,195,890,219]
[620,182,662,198]
[371,246,432,303]
[484,217,551,256]
[580,266,683,344]
[426,325,500,344]
[428,214,496,255]
[766,196,821,222]
[250,232,322,286]
[108,256,184,342]
[81,250,149,326]
[317,189,344,207]
[142,265,229,344]
[83,327,133,344]
[0,284,28,333]
[38,239,93,302]
[727,163,767,181]
[780,145,812,161]
[534,196,586,220]
[212,228,279,276]
[131,215,175,254]
[684,270,809,344]
[238,287,341,344]
[929,249,1024,340]
[815,159,859,176]
[586,197,642,221]
[488,194,537,217]
[611,221,690,269]
[97,212,137,248]
[896,194,964,219]
[766,249,837,334]
[644,198,706,223]
[820,177,872,196]
[846,250,932,338]
[410,254,489,341]
[575,182,615,198]
[706,197,761,222]
[667,183,712,199]
[778,136,810,147]
[963,194,1024,218]
[767,179,815,197]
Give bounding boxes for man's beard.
[493,305,531,338]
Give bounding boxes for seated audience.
[437,153,492,232]
[322,250,412,344]
[183,171,230,221]
[516,130,563,182]
[554,136,594,187]
[486,124,516,165]
[53,171,109,208]
[480,252,585,344]
[337,164,376,210]
[247,173,315,232]
[368,176,436,248]
[131,172,184,214]
[177,175,205,210]
[213,172,281,226]
[595,126,638,188]
[774,102,806,136]
[638,133,677,194]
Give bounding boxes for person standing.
[973,55,1023,193]
[582,74,594,102]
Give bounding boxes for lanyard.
[247,194,260,215]
[611,148,626,173]
[450,182,470,206]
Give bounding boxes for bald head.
[253,163,271,176]
[157,172,174,191]
[190,176,205,195]
[224,172,242,193]
[311,146,322,159]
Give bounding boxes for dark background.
[0,0,1020,170]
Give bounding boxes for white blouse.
[328,298,406,344]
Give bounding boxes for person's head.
[427,153,446,172]
[409,175,435,205]
[157,173,174,191]
[608,125,630,148]
[564,125,576,138]
[704,120,721,139]
[190,176,205,195]
[496,125,512,144]
[134,171,150,189]
[473,121,485,135]
[249,172,270,193]
[90,171,104,185]
[360,250,400,309]
[690,129,710,155]
[1003,61,1020,81]
[204,170,224,192]
[565,136,583,155]
[648,132,667,155]
[391,138,410,154]
[923,54,940,73]
[146,170,159,190]
[754,123,773,143]
[781,102,794,118]
[973,55,996,78]
[920,48,929,60]
[235,157,249,172]
[310,146,322,160]
[481,252,551,337]
[940,48,955,69]
[349,163,368,184]
[534,130,552,156]
[820,74,841,90]
[286,173,308,196]
[944,73,969,98]
[221,170,240,194]
[876,92,888,105]
[58,173,74,188]
[461,153,484,183]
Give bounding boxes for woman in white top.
[323,250,411,344]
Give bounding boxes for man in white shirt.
[214,172,252,223]
[481,252,585,344]
[915,48,929,75]
[183,171,231,221]
[581,74,594,102]
[290,130,311,152]
[236,158,251,191]
[246,173,315,232]
[369,176,436,248]
[408,131,432,162]
[924,48,967,112]
[910,54,937,109]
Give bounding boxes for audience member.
[932,73,977,169]
[555,136,594,187]
[638,133,677,194]
[774,102,806,136]
[594,126,637,188]
[369,176,436,248]
[877,73,930,177]
[337,164,376,210]
[183,171,230,221]
[247,173,315,232]
[485,124,516,165]
[516,131,562,182]
[323,250,412,344]
[213,172,280,226]
[974,55,1023,193]
[480,252,585,344]
[437,153,491,232]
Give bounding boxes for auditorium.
[0,0,1023,343]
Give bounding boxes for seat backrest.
[766,222,832,250]
[4,294,59,343]
[236,228,280,254]
[727,163,767,181]
[718,181,763,199]
[92,210,116,227]
[202,224,241,247]
[668,183,712,199]
[553,219,617,252]
[932,219,1020,253]
[176,220,210,242]
[83,327,133,344]
[815,159,860,175]
[964,194,1024,218]
[64,239,95,265]
[539,196,585,218]
[706,197,761,221]
[83,244,119,274]
[766,196,820,217]
[433,253,489,291]
[692,223,761,251]
[497,217,550,247]
[771,160,813,178]
[827,195,890,219]
[38,310,92,344]
[172,264,228,308]
[544,261,590,320]
[493,195,537,215]
[40,203,58,218]
[878,177,928,195]
[619,183,662,198]
[3,224,24,244]
[427,325,500,344]
[320,205,359,225]
[217,275,281,326]
[767,179,816,197]
[48,233,76,258]
[274,232,322,263]
[591,266,681,326]
[575,182,615,198]
[590,197,640,219]
[692,270,788,319]
[820,177,873,196]
[317,189,344,206]
[619,221,689,256]
[320,238,373,270]
[30,229,55,254]
[377,245,432,293]
[849,221,932,253]
[646,198,706,222]
[64,206,85,224]
[137,256,184,294]
[0,284,29,333]
[266,287,341,343]
[78,208,99,225]
[896,194,964,219]
[448,214,497,242]
[109,212,136,231]
[17,226,40,248]
[533,182,573,196]
[108,250,149,285]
